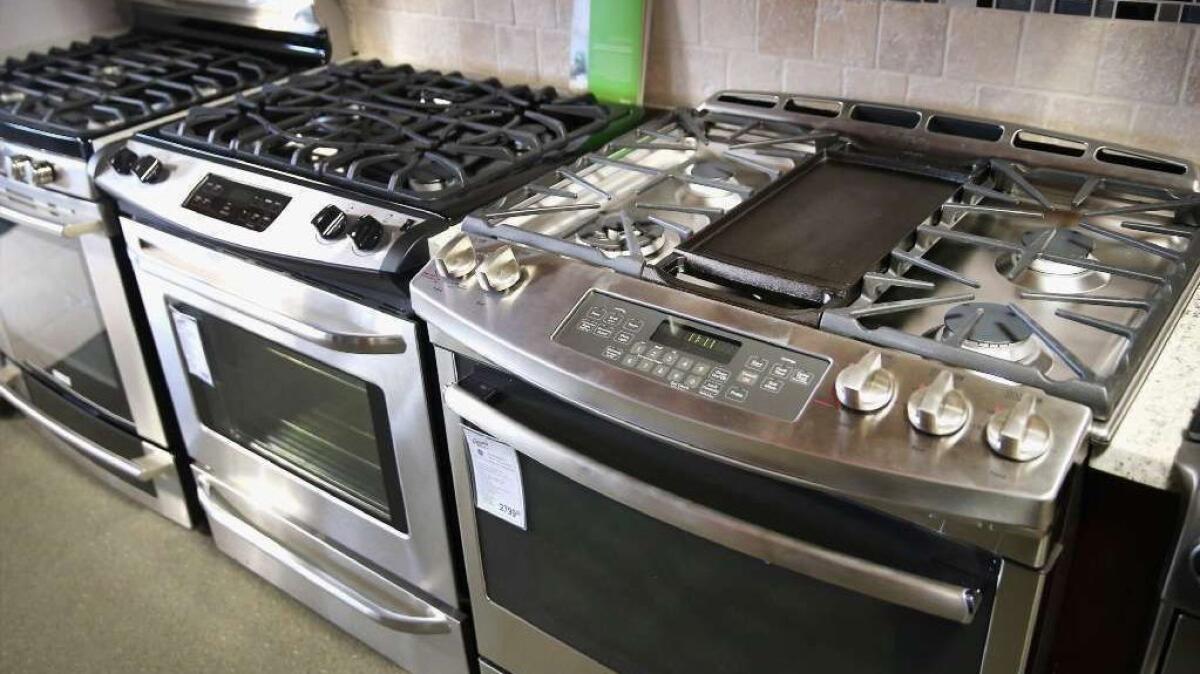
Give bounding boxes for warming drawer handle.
[131,249,406,355]
[193,471,454,635]
[445,384,983,626]
[0,203,105,239]
[0,366,173,482]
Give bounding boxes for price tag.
[464,428,526,530]
[171,311,214,386]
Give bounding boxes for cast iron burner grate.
[1,34,288,138]
[156,60,631,211]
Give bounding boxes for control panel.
[554,292,831,421]
[182,174,290,231]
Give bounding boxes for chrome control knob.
[478,246,522,293]
[835,350,896,412]
[7,155,32,182]
[30,161,56,186]
[986,392,1052,462]
[907,371,971,436]
[428,228,477,278]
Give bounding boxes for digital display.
[650,321,740,364]
[182,174,290,232]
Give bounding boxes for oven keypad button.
[630,341,647,355]
[699,382,723,398]
[667,370,687,384]
[624,318,644,331]
[710,368,730,382]
[791,370,812,385]
[603,309,626,326]
[746,356,768,372]
[577,321,596,333]
[652,364,671,378]
[761,378,784,394]
[690,363,711,377]
[621,354,639,368]
[661,350,679,366]
[726,387,750,403]
[595,327,613,339]
[646,345,665,359]
[770,363,792,379]
[736,370,760,386]
[614,331,634,345]
[636,358,656,373]
[683,375,703,389]
[603,346,623,361]
[675,356,695,371]
[586,306,606,320]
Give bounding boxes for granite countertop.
[1090,286,1200,489]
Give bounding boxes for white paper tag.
[50,369,73,388]
[171,312,214,386]
[464,428,526,530]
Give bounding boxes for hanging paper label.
[172,312,213,386]
[464,428,527,530]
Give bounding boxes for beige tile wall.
[342,0,1200,161]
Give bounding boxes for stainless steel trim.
[979,561,1047,674]
[0,367,173,482]
[0,202,103,238]
[194,471,453,635]
[445,383,982,625]
[132,246,406,354]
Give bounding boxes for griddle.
[678,152,969,305]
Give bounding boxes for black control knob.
[109,148,139,175]
[312,205,348,240]
[134,155,167,184]
[349,215,384,252]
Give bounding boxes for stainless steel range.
[0,0,341,528]
[412,91,1200,674]
[96,60,641,673]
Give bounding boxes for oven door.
[439,356,1027,674]
[125,218,462,611]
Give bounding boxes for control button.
[30,161,56,186]
[710,368,731,383]
[349,215,384,251]
[652,364,671,378]
[586,306,606,320]
[683,375,702,389]
[791,370,813,386]
[699,382,723,398]
[736,370,760,386]
[624,318,644,331]
[667,370,686,384]
[691,363,711,377]
[746,356,768,372]
[621,354,639,368]
[906,371,971,436]
[676,356,695,371]
[726,387,750,403]
[761,378,784,394]
[603,309,625,326]
[595,327,614,339]
[770,363,792,378]
[7,156,32,182]
[603,346,623,361]
[834,351,896,413]
[312,205,348,240]
[630,341,647,355]
[133,155,166,184]
[614,331,634,345]
[636,358,656,373]
[986,392,1052,462]
[576,321,596,333]
[108,148,139,175]
[646,345,665,359]
[661,350,679,366]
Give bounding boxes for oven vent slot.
[1012,130,1087,158]
[716,93,779,109]
[849,104,921,129]
[1095,147,1188,176]
[926,115,1004,142]
[783,97,841,118]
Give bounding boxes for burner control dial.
[478,246,522,293]
[349,215,384,251]
[7,156,32,182]
[29,161,56,186]
[986,392,1052,462]
[312,205,348,240]
[134,155,167,184]
[834,350,896,412]
[906,371,971,436]
[109,148,140,175]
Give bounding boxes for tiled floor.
[0,414,404,673]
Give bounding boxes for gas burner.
[575,218,666,259]
[409,161,457,193]
[685,160,741,199]
[941,302,1045,366]
[997,229,1109,293]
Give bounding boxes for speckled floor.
[0,414,405,674]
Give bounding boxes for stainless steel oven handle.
[193,471,453,635]
[0,366,174,482]
[446,384,983,625]
[0,203,104,238]
[132,250,406,354]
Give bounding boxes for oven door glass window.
[172,303,405,526]
[0,217,131,422]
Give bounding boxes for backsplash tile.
[878,2,950,75]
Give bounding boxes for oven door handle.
[445,384,983,625]
[132,250,406,354]
[0,203,104,238]
[0,366,174,482]
[193,471,453,635]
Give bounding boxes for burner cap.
[576,218,666,258]
[688,161,735,181]
[943,302,1032,346]
[408,161,456,192]
[1020,230,1093,261]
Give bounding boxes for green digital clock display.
[650,320,740,364]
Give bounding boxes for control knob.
[312,205,348,240]
[7,155,32,182]
[109,148,140,175]
[478,246,522,292]
[349,215,384,251]
[29,161,56,186]
[834,350,896,412]
[907,371,971,436]
[133,155,167,184]
[986,392,1052,462]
